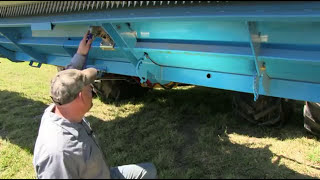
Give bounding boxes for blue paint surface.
[0,2,320,102]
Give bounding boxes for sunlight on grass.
[88,100,145,122]
[0,58,57,104]
[228,133,320,177]
[308,146,320,163]
[0,139,35,179]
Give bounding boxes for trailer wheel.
[303,102,320,137]
[92,78,150,103]
[232,92,287,127]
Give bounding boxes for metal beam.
[0,27,47,63]
[101,23,139,66]
[247,21,261,76]
[63,40,78,57]
[92,59,320,103]
[2,37,320,63]
[247,21,264,101]
[0,45,15,61]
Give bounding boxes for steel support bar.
[101,23,139,66]
[0,45,15,60]
[2,38,320,64]
[63,40,78,57]
[0,27,47,63]
[247,21,262,101]
[247,21,261,76]
[161,66,320,103]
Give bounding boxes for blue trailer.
[0,1,319,135]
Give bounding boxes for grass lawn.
[0,58,320,179]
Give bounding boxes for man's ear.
[77,91,85,102]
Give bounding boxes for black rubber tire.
[232,92,286,127]
[92,78,150,103]
[303,102,320,137]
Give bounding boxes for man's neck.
[53,105,84,123]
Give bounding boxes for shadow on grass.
[100,86,313,141]
[0,88,318,178]
[0,90,47,153]
[87,86,317,178]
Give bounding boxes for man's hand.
[77,31,93,56]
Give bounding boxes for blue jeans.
[110,163,157,179]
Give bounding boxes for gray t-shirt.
[33,53,110,178]
[33,104,111,179]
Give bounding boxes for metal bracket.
[29,60,42,68]
[90,26,115,51]
[136,54,148,84]
[247,21,262,101]
[253,73,260,101]
[261,63,271,96]
[0,27,47,63]
[134,53,171,86]
[101,23,139,66]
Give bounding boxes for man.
[33,31,157,179]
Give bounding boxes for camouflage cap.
[50,68,97,105]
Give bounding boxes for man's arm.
[66,31,93,70]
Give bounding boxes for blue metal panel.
[1,1,320,102]
[0,37,11,43]
[135,40,252,55]
[46,55,75,67]
[94,59,136,76]
[0,43,20,56]
[161,66,320,103]
[15,52,33,62]
[262,57,320,83]
[0,45,15,61]
[134,49,255,75]
[12,52,72,67]
[162,66,254,94]
[83,59,320,102]
[260,44,320,62]
[0,27,47,63]
[31,22,52,31]
[132,21,250,42]
[258,22,320,45]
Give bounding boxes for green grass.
[1,58,320,178]
[308,147,320,164]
